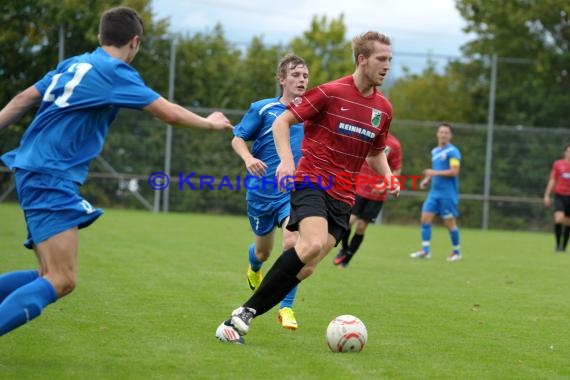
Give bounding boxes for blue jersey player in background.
[410,123,462,262]
[0,6,232,337]
[229,55,308,331]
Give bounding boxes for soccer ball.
[326,314,368,353]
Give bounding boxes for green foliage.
[455,0,570,126]
[288,14,353,86]
[1,203,569,379]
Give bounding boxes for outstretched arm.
[143,97,232,130]
[0,86,41,131]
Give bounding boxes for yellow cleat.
[246,266,263,291]
[277,307,298,330]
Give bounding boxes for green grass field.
[0,202,568,379]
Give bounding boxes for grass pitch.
[0,203,568,379]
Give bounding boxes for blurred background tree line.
[0,0,569,230]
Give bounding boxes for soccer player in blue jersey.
[410,123,462,262]
[0,6,232,336]
[231,55,309,330]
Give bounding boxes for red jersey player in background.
[216,31,400,344]
[544,144,570,253]
[333,133,402,268]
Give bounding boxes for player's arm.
[0,86,41,131]
[231,136,267,176]
[424,158,461,178]
[367,149,399,196]
[273,110,299,190]
[143,97,232,130]
[543,172,556,207]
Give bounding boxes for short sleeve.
[233,104,263,141]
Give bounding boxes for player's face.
[281,64,309,98]
[363,42,392,86]
[437,126,452,145]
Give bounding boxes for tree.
[288,14,353,86]
[456,0,570,127]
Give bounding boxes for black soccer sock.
[243,248,304,317]
[342,228,351,250]
[348,233,364,255]
[555,223,563,249]
[563,225,570,251]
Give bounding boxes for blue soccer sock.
[421,223,432,254]
[248,243,263,272]
[0,270,39,303]
[449,227,461,255]
[0,277,58,336]
[279,284,299,309]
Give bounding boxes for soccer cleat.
[246,266,263,291]
[410,251,432,259]
[333,249,348,266]
[277,307,298,330]
[230,306,256,336]
[447,253,462,262]
[215,320,245,344]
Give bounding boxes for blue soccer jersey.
[1,47,160,184]
[233,97,303,202]
[428,143,461,202]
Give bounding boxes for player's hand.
[276,159,295,192]
[389,179,400,198]
[420,177,430,190]
[245,157,268,177]
[206,112,233,130]
[544,196,551,207]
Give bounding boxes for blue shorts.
[247,197,290,236]
[14,170,103,249]
[422,196,459,219]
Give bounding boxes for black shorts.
[351,195,384,223]
[286,185,352,245]
[554,193,570,216]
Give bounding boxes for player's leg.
[443,218,461,261]
[340,199,383,267]
[0,270,39,304]
[277,218,300,330]
[411,198,436,258]
[442,199,461,261]
[0,229,78,336]
[561,197,570,252]
[245,202,276,290]
[0,170,101,336]
[216,188,344,341]
[247,233,275,291]
[334,199,361,266]
[553,194,566,252]
[334,213,356,265]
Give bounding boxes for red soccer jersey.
[356,134,402,201]
[551,159,570,195]
[288,75,393,205]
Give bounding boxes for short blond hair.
[352,31,391,64]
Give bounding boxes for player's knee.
[355,220,368,234]
[48,273,77,297]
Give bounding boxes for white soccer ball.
[326,314,368,353]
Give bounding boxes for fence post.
[482,54,498,230]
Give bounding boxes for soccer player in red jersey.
[333,133,402,268]
[544,144,570,252]
[216,31,399,344]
